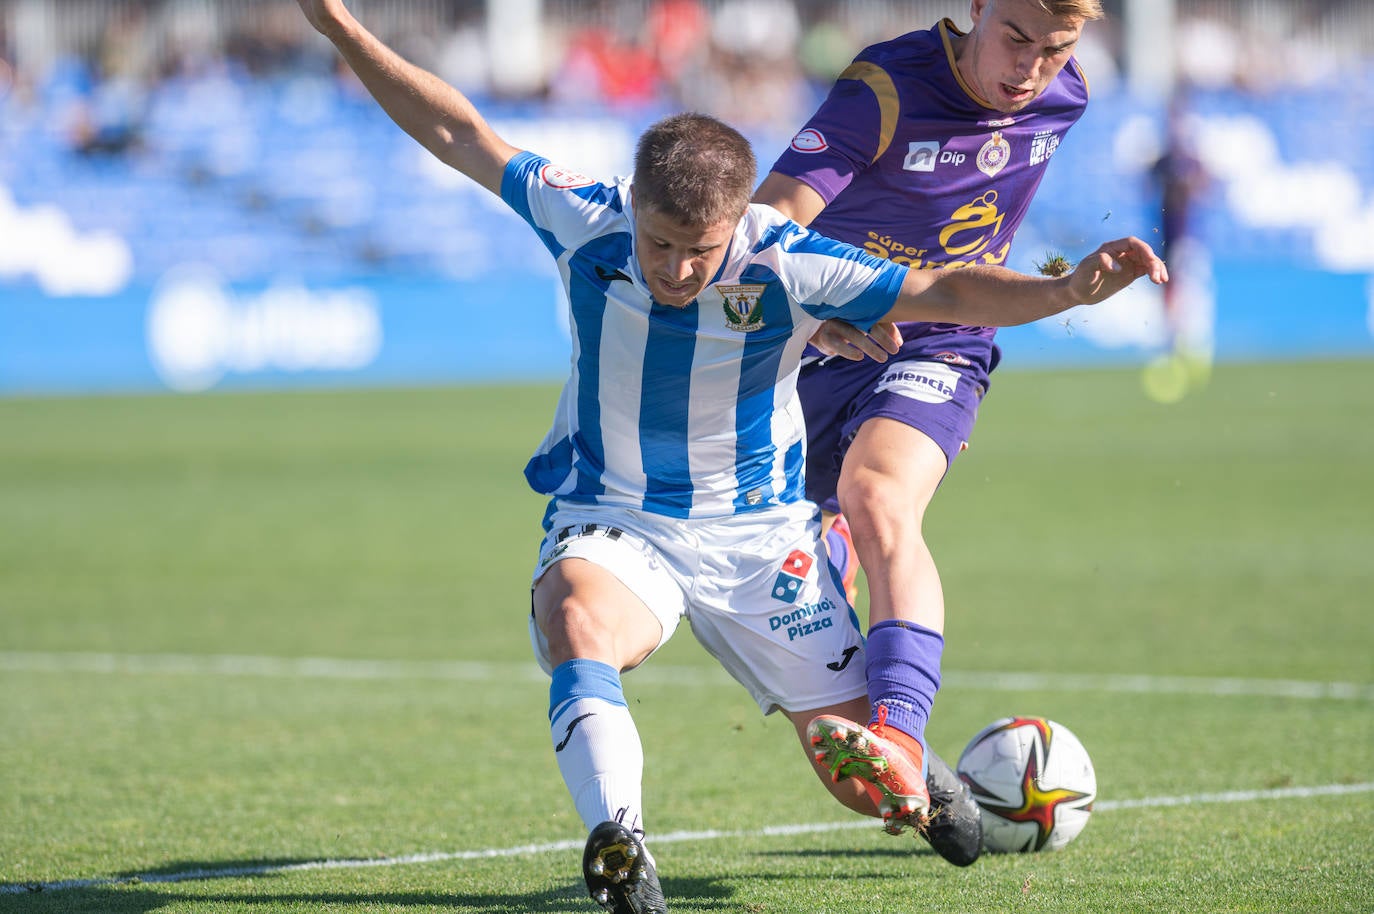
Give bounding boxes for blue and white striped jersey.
[501,150,907,519]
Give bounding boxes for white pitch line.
[4,782,1371,896]
[940,670,1374,702]
[3,651,1372,700]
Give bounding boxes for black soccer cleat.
[583,820,667,914]
[919,749,983,867]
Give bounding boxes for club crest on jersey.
[772,549,815,603]
[976,131,1011,178]
[539,163,595,189]
[719,284,767,332]
[789,128,828,153]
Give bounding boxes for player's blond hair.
[633,113,756,227]
[1037,0,1105,19]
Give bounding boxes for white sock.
[551,695,646,837]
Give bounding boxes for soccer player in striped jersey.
[754,0,1107,867]
[296,1,1158,910]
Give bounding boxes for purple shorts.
[798,331,1000,513]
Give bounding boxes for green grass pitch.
[2,360,1371,913]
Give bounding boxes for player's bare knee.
[537,596,615,662]
[839,483,924,546]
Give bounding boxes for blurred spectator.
[436,9,492,101]
[646,0,710,94]
[65,4,154,157]
[551,1,662,108]
[225,2,304,76]
[677,0,806,132]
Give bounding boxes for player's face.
[633,206,737,308]
[960,0,1085,113]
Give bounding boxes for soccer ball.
[955,716,1097,853]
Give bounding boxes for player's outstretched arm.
[296,0,519,195]
[886,236,1168,327]
[754,173,905,361]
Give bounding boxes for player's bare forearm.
[886,236,1167,326]
[295,0,518,194]
[890,264,1081,327]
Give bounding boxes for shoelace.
[871,702,889,739]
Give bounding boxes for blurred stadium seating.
[1,0,1371,393]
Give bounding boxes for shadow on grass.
[3,846,954,912]
[758,844,935,860]
[2,867,744,913]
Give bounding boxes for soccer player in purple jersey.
[754,0,1107,866]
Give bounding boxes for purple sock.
[824,525,852,580]
[866,619,943,742]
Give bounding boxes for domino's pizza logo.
[772,549,815,603]
[789,128,828,154]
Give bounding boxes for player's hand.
[810,319,903,362]
[296,0,349,36]
[1069,236,1168,305]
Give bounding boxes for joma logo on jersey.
[771,549,814,603]
[719,284,767,332]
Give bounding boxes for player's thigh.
[533,558,665,670]
[827,352,987,514]
[530,511,688,672]
[798,356,884,514]
[839,416,949,513]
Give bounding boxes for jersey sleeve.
[766,61,894,205]
[500,151,622,259]
[756,222,907,331]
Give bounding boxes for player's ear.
[969,0,991,24]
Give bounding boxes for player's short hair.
[1037,0,1105,19]
[633,113,756,227]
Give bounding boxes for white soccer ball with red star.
[955,716,1097,853]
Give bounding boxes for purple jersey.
[769,18,1089,342]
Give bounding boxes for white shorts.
[529,500,868,715]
